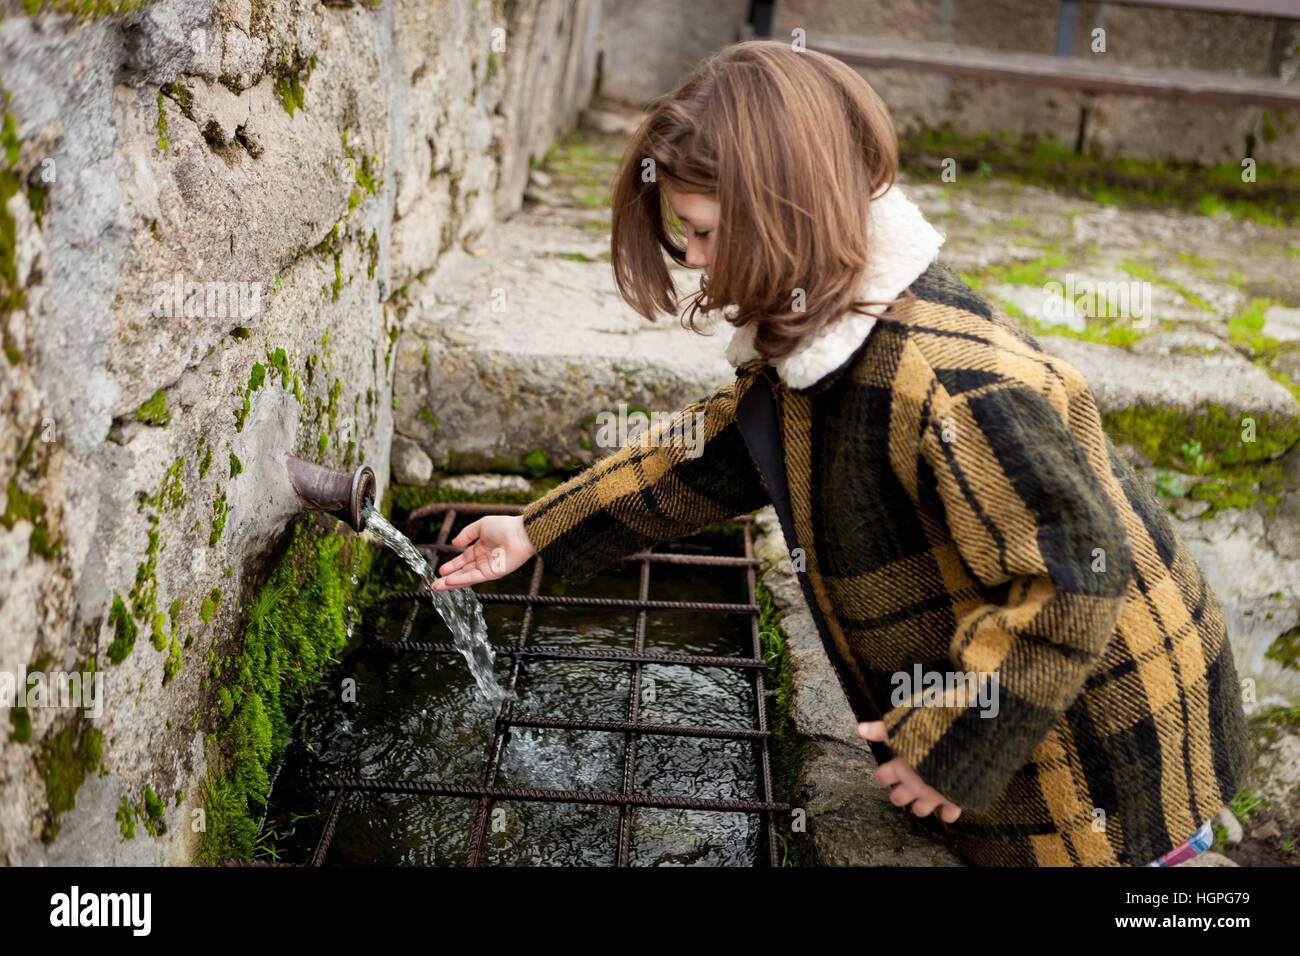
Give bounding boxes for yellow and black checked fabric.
[522,261,1251,867]
[519,383,769,576]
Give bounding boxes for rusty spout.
[285,455,377,533]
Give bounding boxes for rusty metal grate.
[232,502,789,866]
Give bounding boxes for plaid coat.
[521,261,1251,867]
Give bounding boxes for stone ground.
[395,101,1300,866]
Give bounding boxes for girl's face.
[663,182,719,273]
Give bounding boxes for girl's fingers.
[874,764,896,787]
[910,796,939,818]
[434,563,486,590]
[857,721,888,743]
[888,783,917,808]
[450,519,483,548]
[437,548,473,577]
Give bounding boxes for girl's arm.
[522,378,769,581]
[884,375,1135,813]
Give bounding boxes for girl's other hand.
[857,721,963,824]
[433,515,536,590]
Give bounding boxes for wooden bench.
[744,0,1300,110]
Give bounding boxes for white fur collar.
[722,182,945,390]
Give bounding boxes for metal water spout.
[285,455,377,533]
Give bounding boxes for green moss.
[1,426,44,550]
[273,55,315,118]
[755,580,814,866]
[326,378,342,429]
[162,634,182,685]
[116,795,136,839]
[1265,623,1300,671]
[342,130,383,214]
[329,250,343,301]
[127,527,160,629]
[267,346,289,383]
[2,91,27,364]
[194,515,375,864]
[143,784,164,819]
[199,443,213,478]
[384,322,399,373]
[521,449,549,478]
[20,0,148,20]
[1225,298,1294,366]
[107,594,137,664]
[416,406,438,435]
[9,705,31,743]
[199,586,222,623]
[209,489,228,547]
[229,452,242,478]
[136,456,186,515]
[155,92,168,152]
[1,109,17,167]
[386,480,540,517]
[175,789,184,807]
[2,473,58,559]
[1103,403,1299,518]
[37,720,104,842]
[316,432,329,457]
[1103,403,1298,468]
[151,612,167,651]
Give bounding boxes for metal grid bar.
[374,643,767,669]
[242,502,789,866]
[615,557,651,864]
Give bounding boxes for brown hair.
[609,39,913,362]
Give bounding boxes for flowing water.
[259,521,765,866]
[360,503,515,707]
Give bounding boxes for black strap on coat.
[735,369,894,769]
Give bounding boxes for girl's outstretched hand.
[432,515,536,590]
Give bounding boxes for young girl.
[432,40,1250,867]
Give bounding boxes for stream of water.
[261,522,763,865]
[361,503,515,707]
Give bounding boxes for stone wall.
[0,0,598,864]
[597,0,1300,166]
